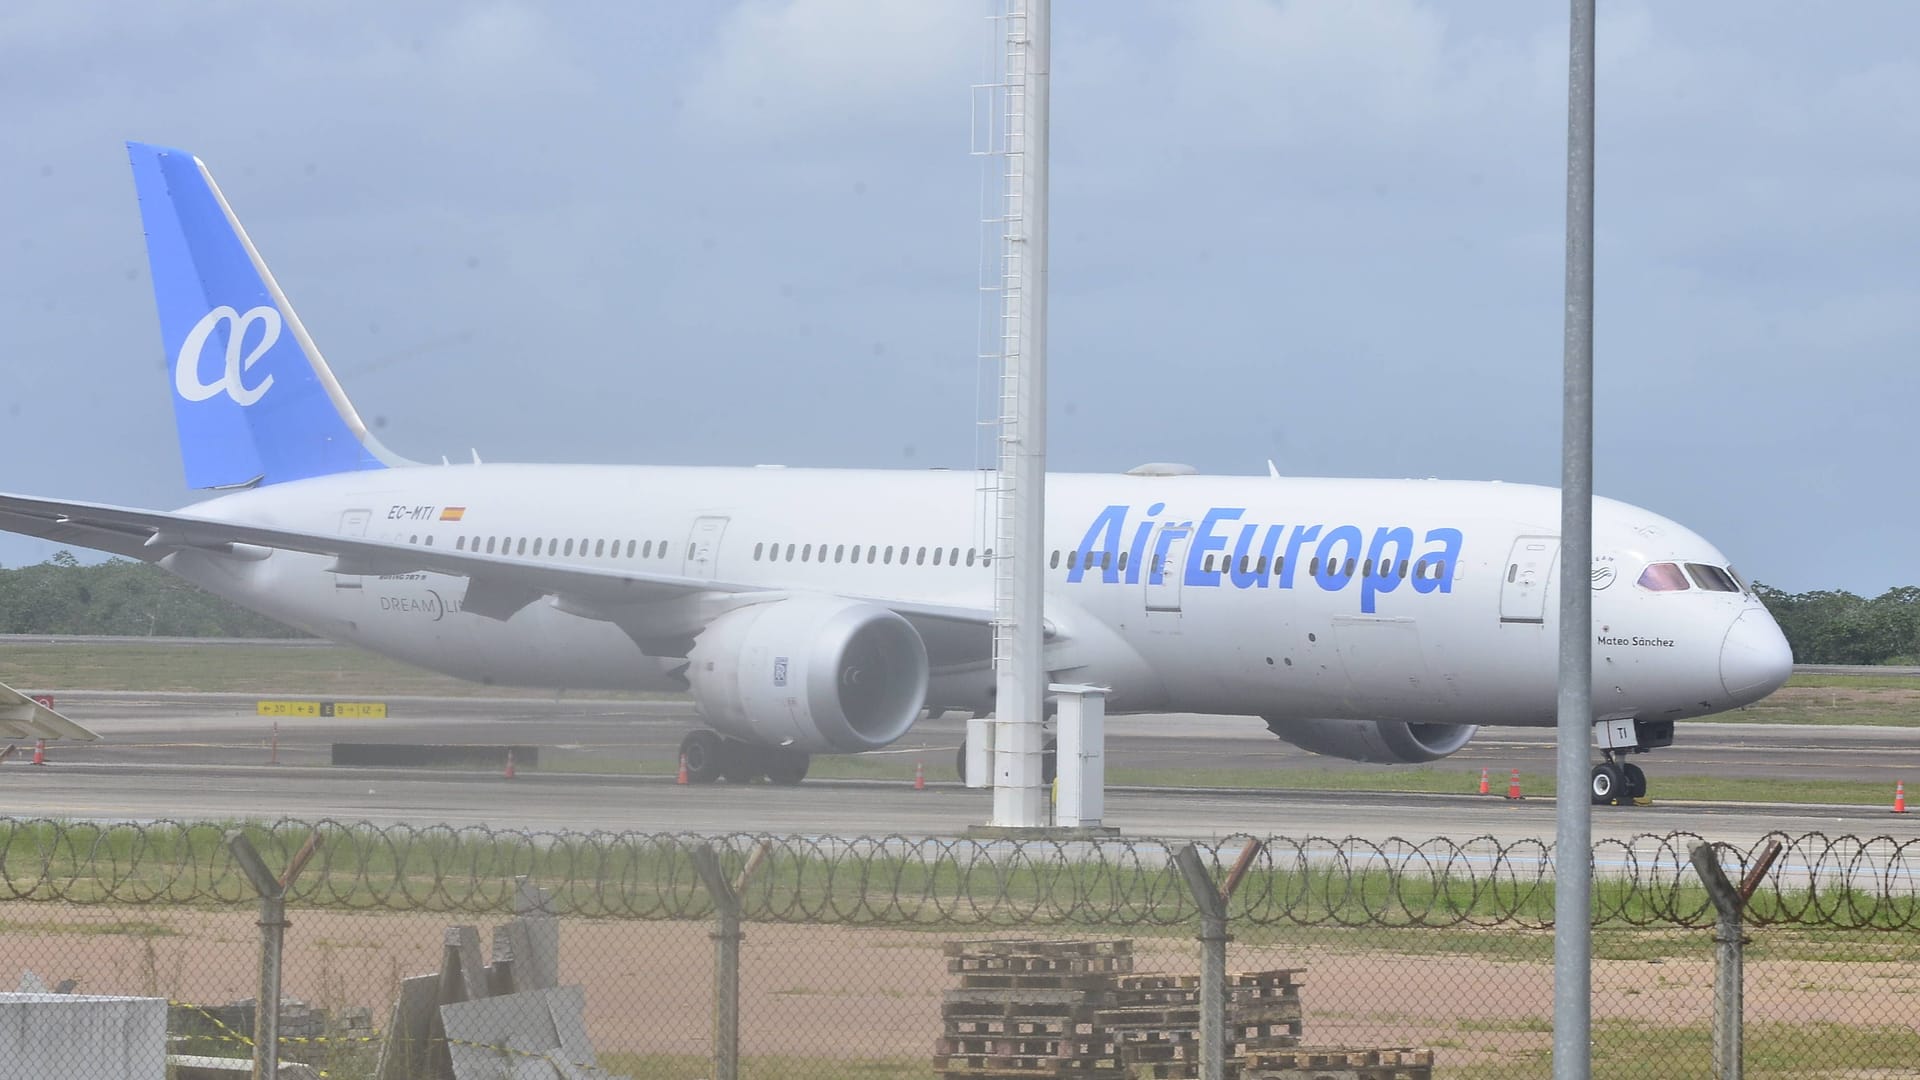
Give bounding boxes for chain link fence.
[0,820,1915,1078]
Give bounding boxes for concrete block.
[0,992,166,1079]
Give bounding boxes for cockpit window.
[1686,563,1741,592]
[1636,562,1690,592]
[1727,566,1751,595]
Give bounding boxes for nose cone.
[1720,608,1793,703]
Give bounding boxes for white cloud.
[681,0,981,143]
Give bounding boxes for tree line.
[0,553,305,637]
[1752,583,1920,666]
[0,555,1912,664]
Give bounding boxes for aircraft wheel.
[765,748,810,786]
[1589,763,1624,806]
[718,739,761,783]
[1623,763,1647,800]
[679,730,725,784]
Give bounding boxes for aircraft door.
[335,509,372,591]
[1499,535,1558,624]
[684,516,729,580]
[1144,526,1190,613]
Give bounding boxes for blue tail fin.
[127,141,405,489]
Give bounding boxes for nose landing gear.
[1591,717,1668,806]
[1590,752,1652,806]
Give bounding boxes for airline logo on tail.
[175,305,281,407]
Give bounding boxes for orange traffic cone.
[30,739,45,766]
[1477,768,1490,796]
[1895,781,1907,815]
[676,753,689,785]
[504,750,516,780]
[1504,768,1522,800]
[914,761,926,790]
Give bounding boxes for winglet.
[1266,459,1281,479]
[0,684,100,742]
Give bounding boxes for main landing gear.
[678,730,810,786]
[1590,718,1672,806]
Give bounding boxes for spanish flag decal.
[439,507,466,522]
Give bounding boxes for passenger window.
[968,549,978,567]
[1686,563,1740,592]
[916,547,927,565]
[626,540,636,558]
[1398,560,1409,579]
[1256,556,1268,574]
[1118,551,1129,572]
[1636,562,1690,591]
[835,544,846,563]
[485,537,497,554]
[983,548,993,566]
[1203,554,1215,572]
[456,536,467,551]
[425,536,434,547]
[1342,558,1355,578]
[754,542,764,560]
[643,540,653,557]
[1309,557,1320,576]
[1067,551,1079,570]
[867,545,877,562]
[950,547,961,566]
[785,544,796,561]
[883,546,894,565]
[518,538,528,556]
[803,544,813,562]
[564,539,574,556]
[1362,559,1374,578]
[1049,551,1060,569]
[932,548,944,566]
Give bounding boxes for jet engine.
[1261,717,1478,764]
[685,596,929,753]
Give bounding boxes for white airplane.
[0,143,1791,804]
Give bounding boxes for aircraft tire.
[1623,763,1647,800]
[717,739,761,783]
[679,730,725,784]
[1589,763,1624,806]
[765,748,810,786]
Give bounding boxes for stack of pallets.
[1101,970,1304,1076]
[934,939,1134,1078]
[931,939,1432,1080]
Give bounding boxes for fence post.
[225,829,320,1080]
[1689,840,1781,1080]
[691,841,768,1080]
[1174,840,1263,1080]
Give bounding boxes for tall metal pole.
[1553,2,1597,1079]
[991,0,1050,828]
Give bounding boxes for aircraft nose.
[1720,608,1793,703]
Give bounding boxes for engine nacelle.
[1261,717,1478,764]
[686,596,929,753]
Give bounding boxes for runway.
[2,692,1917,846]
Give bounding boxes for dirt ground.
[2,906,1914,1074]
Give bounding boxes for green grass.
[0,917,175,937]
[600,1054,923,1079]
[544,753,1902,807]
[1784,673,1920,689]
[1450,1019,1920,1079]
[3,817,1915,935]
[0,641,659,699]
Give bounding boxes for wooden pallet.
[945,939,1134,961]
[1241,1046,1434,1080]
[932,1050,1126,1077]
[945,988,1103,1018]
[1097,1000,1303,1031]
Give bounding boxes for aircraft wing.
[0,492,1021,662]
[0,683,100,743]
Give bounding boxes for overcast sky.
[1,2,1914,595]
